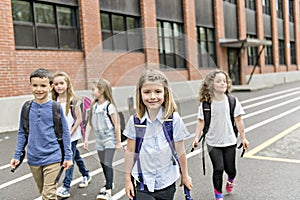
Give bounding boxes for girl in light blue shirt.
[124,69,193,200]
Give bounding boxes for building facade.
[0,0,299,98]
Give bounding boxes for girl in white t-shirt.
[52,71,91,198]
[192,70,249,200]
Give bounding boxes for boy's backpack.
[70,96,92,140]
[133,114,192,200]
[193,94,242,175]
[106,103,127,142]
[11,100,64,172]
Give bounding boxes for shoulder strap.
[227,94,238,137]
[202,101,211,137]
[22,100,33,137]
[106,103,113,126]
[52,101,64,165]
[162,114,178,166]
[133,114,147,190]
[11,100,33,172]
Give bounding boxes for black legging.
[207,144,236,193]
[97,148,115,189]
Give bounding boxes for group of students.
[10,68,249,200]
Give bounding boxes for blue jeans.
[63,140,89,189]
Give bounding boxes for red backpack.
[71,96,92,140]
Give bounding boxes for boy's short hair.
[30,68,53,84]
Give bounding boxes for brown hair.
[88,78,118,126]
[135,69,177,120]
[198,69,232,103]
[51,71,80,115]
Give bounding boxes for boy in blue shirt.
[10,68,73,200]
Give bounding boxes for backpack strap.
[11,100,33,172]
[162,114,178,166]
[106,102,113,126]
[227,94,238,137]
[133,115,147,190]
[52,101,64,165]
[200,101,211,175]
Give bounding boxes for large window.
[290,41,296,65]
[264,37,273,65]
[157,20,186,69]
[276,0,284,19]
[197,26,216,68]
[223,0,236,4]
[245,0,256,10]
[12,0,80,50]
[262,0,271,14]
[278,39,285,65]
[247,35,258,66]
[288,0,294,22]
[100,12,143,52]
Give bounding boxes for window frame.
[245,0,256,10]
[278,39,285,65]
[157,20,186,69]
[290,41,296,65]
[196,26,217,68]
[12,0,81,50]
[262,0,271,15]
[100,11,143,52]
[276,0,284,19]
[264,37,273,65]
[247,35,258,66]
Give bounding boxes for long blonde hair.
[198,69,232,103]
[136,69,177,120]
[88,78,117,125]
[51,71,80,115]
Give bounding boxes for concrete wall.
[1,70,300,134]
[0,80,202,133]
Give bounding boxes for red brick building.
[1,0,299,98]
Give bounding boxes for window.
[288,0,294,22]
[276,0,283,19]
[157,20,186,69]
[245,0,256,10]
[247,35,258,66]
[223,0,236,4]
[264,37,273,65]
[262,0,271,14]
[290,41,296,65]
[197,26,216,68]
[11,0,80,50]
[100,12,143,52]
[278,39,285,65]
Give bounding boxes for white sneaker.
[99,183,115,193]
[79,175,92,188]
[56,186,70,198]
[96,192,111,200]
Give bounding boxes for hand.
[242,138,249,150]
[62,160,73,170]
[10,159,20,169]
[192,139,198,149]
[125,180,135,200]
[116,142,123,152]
[180,175,193,191]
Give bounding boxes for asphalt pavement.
[1,81,300,200]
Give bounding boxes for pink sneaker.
[226,180,234,193]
